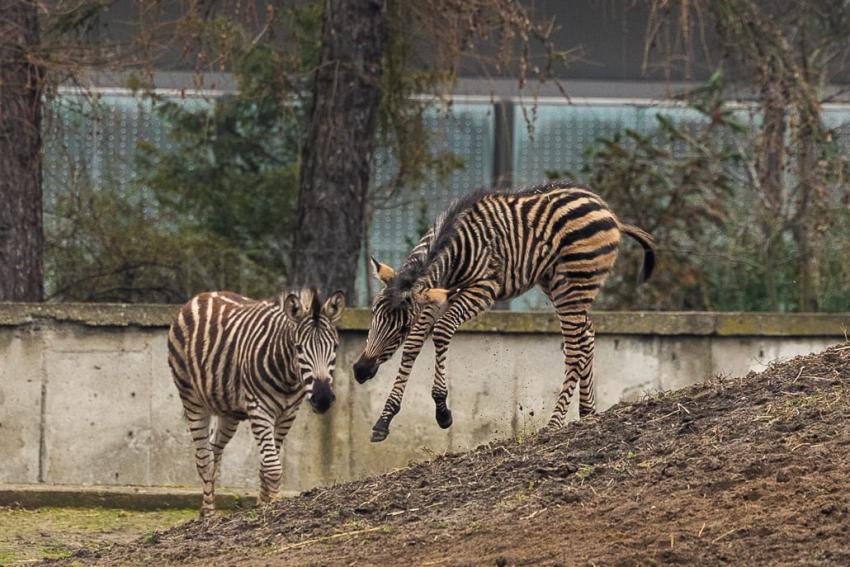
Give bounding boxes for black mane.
[386,179,581,304]
[310,287,322,323]
[512,178,581,196]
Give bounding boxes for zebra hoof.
[371,421,390,443]
[436,408,453,429]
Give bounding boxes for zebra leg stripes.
[371,306,439,442]
[429,284,499,427]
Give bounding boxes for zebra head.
[282,289,346,414]
[353,257,447,383]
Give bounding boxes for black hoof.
[371,419,390,443]
[436,408,453,429]
[371,428,389,443]
[579,408,597,419]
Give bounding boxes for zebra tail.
[620,224,656,284]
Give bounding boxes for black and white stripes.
[353,180,655,442]
[168,288,345,516]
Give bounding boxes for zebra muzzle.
[309,379,335,414]
[353,355,379,383]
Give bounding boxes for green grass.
[0,506,196,564]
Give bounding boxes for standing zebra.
[353,180,655,442]
[168,288,345,516]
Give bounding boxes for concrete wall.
[1,304,847,493]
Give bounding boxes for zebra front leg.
[430,285,497,430]
[372,307,438,442]
[249,409,283,505]
[274,412,297,453]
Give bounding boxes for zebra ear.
[281,293,302,319]
[370,256,396,286]
[322,290,346,323]
[415,288,450,305]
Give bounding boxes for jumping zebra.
[168,288,345,516]
[353,180,655,442]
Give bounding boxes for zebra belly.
[491,245,557,300]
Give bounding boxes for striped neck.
[267,311,302,389]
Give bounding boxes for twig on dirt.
[521,507,547,520]
[807,375,836,382]
[355,491,386,509]
[677,403,691,415]
[278,526,385,552]
[793,366,805,383]
[698,522,706,538]
[670,533,675,548]
[647,407,682,424]
[711,528,738,544]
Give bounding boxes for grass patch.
[0,506,196,564]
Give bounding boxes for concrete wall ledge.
[0,483,261,511]
[0,302,848,337]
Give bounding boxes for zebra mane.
[511,178,581,196]
[309,288,322,323]
[387,188,489,304]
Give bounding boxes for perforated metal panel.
[44,93,849,309]
[510,102,735,310]
[42,93,212,206]
[355,102,494,304]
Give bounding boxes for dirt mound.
[55,344,850,566]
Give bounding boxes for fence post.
[492,98,514,310]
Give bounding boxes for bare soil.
[52,343,850,566]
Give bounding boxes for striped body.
[169,289,344,515]
[354,181,655,441]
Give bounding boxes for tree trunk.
[291,0,386,300]
[757,76,786,311]
[794,121,826,312]
[0,1,43,301]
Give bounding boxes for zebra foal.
[353,180,655,442]
[168,288,345,516]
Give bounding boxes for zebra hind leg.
[210,415,240,484]
[186,409,216,517]
[544,281,600,429]
[577,319,597,418]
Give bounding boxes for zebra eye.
[399,324,409,334]
[296,345,304,354]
